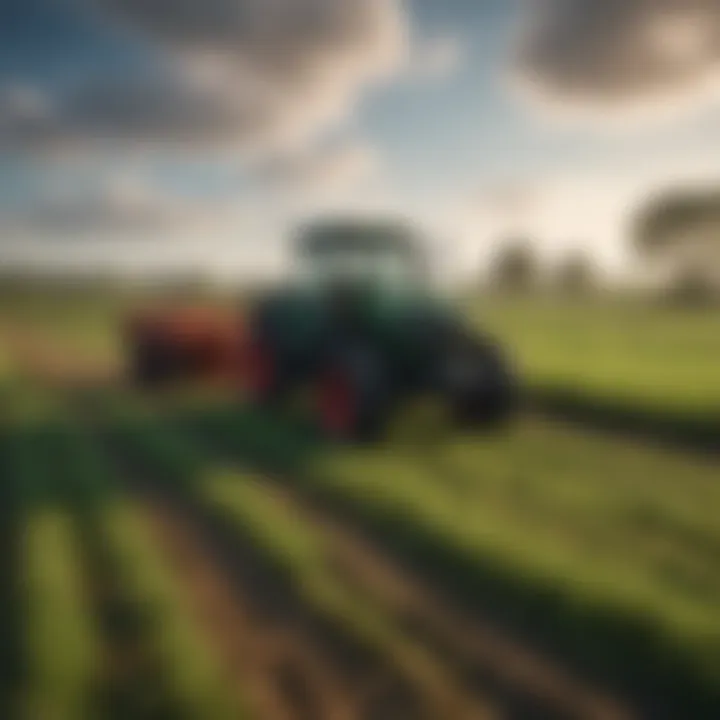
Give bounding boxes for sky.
[1,0,720,283]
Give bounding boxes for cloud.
[413,36,464,80]
[1,0,410,156]
[92,0,407,76]
[1,76,270,157]
[260,139,380,195]
[0,134,383,251]
[0,171,251,240]
[513,0,720,119]
[2,182,172,239]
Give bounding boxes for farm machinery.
[126,306,244,387]
[126,218,518,441]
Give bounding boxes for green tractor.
[241,217,518,441]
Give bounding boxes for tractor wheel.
[130,340,175,389]
[316,345,390,443]
[241,335,286,406]
[443,340,518,430]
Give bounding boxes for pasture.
[472,297,720,448]
[0,288,718,720]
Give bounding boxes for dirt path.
[181,414,639,720]
[129,469,637,720]
[139,495,359,720]
[132,483,496,720]
[97,410,493,720]
[169,404,641,720]
[243,480,636,720]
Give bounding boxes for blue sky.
[1,0,720,279]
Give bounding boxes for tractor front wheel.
[443,340,518,430]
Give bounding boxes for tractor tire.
[442,338,518,430]
[240,331,290,407]
[315,343,391,443]
[130,340,176,389]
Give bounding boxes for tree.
[554,251,595,295]
[488,240,539,292]
[667,267,718,307]
[634,187,720,296]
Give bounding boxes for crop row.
[1,414,245,720]
[4,425,100,720]
[107,401,495,720]
[184,402,720,717]
[57,418,246,720]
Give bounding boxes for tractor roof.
[297,218,421,258]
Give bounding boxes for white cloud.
[0,172,245,240]
[413,35,464,80]
[261,139,380,197]
[0,0,410,157]
[513,0,720,121]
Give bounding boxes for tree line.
[484,186,720,304]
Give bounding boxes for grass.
[185,404,720,715]
[469,297,720,443]
[108,404,493,719]
[54,418,246,720]
[203,473,489,719]
[0,289,719,717]
[6,425,101,720]
[0,370,247,720]
[0,292,122,368]
[97,500,245,720]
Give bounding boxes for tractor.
[239,217,518,441]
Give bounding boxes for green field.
[0,291,718,719]
[471,297,720,444]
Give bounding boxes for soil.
[3,325,643,720]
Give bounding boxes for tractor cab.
[296,219,427,298]
[293,218,431,335]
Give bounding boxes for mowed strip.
[5,424,101,720]
[1,371,248,720]
[180,405,720,718]
[189,408,636,720]
[470,299,720,419]
[104,399,496,720]
[48,418,248,720]
[96,397,401,720]
[137,496,358,720]
[469,298,720,449]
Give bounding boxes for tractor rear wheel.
[130,340,176,388]
[316,344,390,443]
[240,324,295,407]
[241,334,287,406]
[443,340,517,430]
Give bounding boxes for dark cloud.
[0,77,269,155]
[514,0,720,112]
[259,139,379,196]
[1,179,179,237]
[90,0,405,76]
[0,0,409,155]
